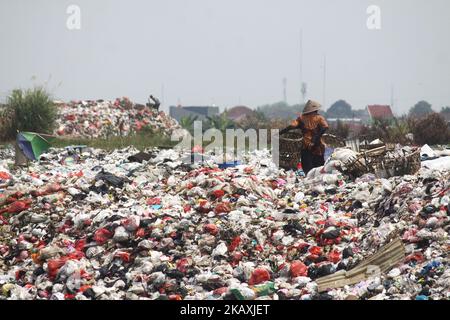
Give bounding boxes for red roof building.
[367,105,394,121]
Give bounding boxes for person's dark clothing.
[301,149,325,174]
[147,95,160,111]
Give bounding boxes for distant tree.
[440,106,450,121]
[237,111,269,130]
[412,113,450,145]
[257,102,303,120]
[326,100,353,119]
[328,120,350,139]
[408,101,433,118]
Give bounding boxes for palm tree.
[179,115,198,134]
[206,112,235,132]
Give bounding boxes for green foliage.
[358,118,411,145]
[52,132,176,151]
[409,100,433,118]
[440,106,450,121]
[237,110,269,130]
[2,87,57,140]
[357,113,450,146]
[206,112,236,132]
[328,120,350,139]
[412,113,450,145]
[179,115,198,135]
[0,105,15,141]
[326,100,353,119]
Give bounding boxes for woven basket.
[279,130,303,170]
[379,148,421,177]
[344,147,421,178]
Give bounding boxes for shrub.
[328,120,350,139]
[0,105,14,141]
[2,87,57,140]
[412,113,450,145]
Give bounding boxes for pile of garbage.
[0,146,449,300]
[54,97,180,138]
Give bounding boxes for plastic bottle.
[296,163,305,177]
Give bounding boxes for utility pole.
[299,29,304,104]
[283,77,287,103]
[323,55,326,106]
[390,84,395,110]
[301,83,307,105]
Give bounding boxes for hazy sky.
[1,0,449,114]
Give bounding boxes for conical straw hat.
[303,100,322,115]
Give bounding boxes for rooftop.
[367,105,394,120]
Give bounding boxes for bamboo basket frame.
[343,146,421,178]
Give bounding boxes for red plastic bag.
[203,224,219,235]
[135,228,146,238]
[328,250,341,264]
[6,200,31,214]
[93,228,113,245]
[214,202,231,214]
[228,236,241,252]
[74,239,86,252]
[309,246,323,256]
[212,190,225,199]
[248,268,271,285]
[176,258,191,273]
[290,261,308,278]
[78,285,92,293]
[47,258,68,280]
[147,198,161,205]
[405,252,425,264]
[66,251,84,260]
[114,251,131,263]
[0,171,11,180]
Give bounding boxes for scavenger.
[280,100,329,174]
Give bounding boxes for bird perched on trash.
[280,100,329,174]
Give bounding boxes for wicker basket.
[344,147,421,178]
[279,130,303,170]
[378,148,421,177]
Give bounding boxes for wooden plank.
[316,238,405,292]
